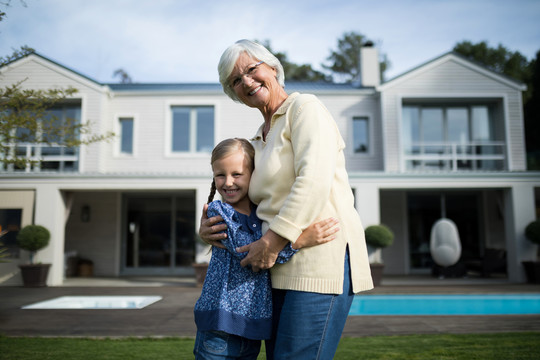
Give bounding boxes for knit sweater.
[193,200,296,340]
[249,92,374,295]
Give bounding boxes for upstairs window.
[402,103,505,171]
[352,117,369,154]
[171,106,214,153]
[119,117,134,154]
[2,103,81,172]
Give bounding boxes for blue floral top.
[194,200,297,340]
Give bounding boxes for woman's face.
[229,52,280,110]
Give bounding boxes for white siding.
[380,56,527,172]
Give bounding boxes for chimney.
[359,42,380,87]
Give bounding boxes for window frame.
[114,114,137,157]
[165,101,217,158]
[350,115,372,156]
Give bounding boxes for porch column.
[354,183,380,227]
[505,184,537,282]
[34,184,66,286]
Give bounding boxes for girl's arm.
[292,217,339,250]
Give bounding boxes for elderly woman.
[200,39,373,359]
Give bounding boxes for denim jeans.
[193,330,261,360]
[265,249,354,360]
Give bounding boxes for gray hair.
[218,39,285,102]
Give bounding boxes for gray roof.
[105,81,367,93]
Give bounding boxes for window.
[352,117,369,153]
[119,117,134,154]
[402,103,504,171]
[0,209,22,258]
[2,103,81,172]
[171,106,214,153]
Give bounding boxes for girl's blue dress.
[194,200,296,340]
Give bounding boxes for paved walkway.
[1,276,539,338]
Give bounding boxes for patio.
[1,275,539,338]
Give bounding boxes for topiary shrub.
[365,224,394,249]
[16,225,50,264]
[525,220,540,245]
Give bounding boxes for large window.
[352,117,369,153]
[171,106,214,153]
[2,103,81,172]
[402,103,504,171]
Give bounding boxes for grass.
[1,332,539,359]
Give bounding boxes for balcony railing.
[1,143,79,172]
[403,141,506,171]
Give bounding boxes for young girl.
[193,138,338,359]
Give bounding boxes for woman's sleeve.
[268,96,344,243]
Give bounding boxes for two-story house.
[1,49,538,286]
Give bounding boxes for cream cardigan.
[249,92,373,294]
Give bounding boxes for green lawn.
[1,332,539,359]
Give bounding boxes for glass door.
[122,191,196,275]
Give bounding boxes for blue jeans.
[193,330,261,360]
[265,249,354,360]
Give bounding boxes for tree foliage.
[323,31,388,83]
[453,40,539,170]
[0,80,115,168]
[453,41,533,101]
[258,40,331,82]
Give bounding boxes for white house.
[1,49,538,286]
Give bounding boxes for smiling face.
[212,148,252,214]
[229,52,286,115]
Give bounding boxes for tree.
[524,51,540,170]
[323,31,388,83]
[258,40,331,82]
[453,41,539,170]
[453,41,533,101]
[0,79,115,169]
[113,68,133,84]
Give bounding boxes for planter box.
[19,264,51,287]
[370,263,384,286]
[193,263,209,287]
[522,261,540,284]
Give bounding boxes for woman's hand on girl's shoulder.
[293,217,339,250]
[199,203,227,249]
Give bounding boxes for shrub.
[16,225,50,264]
[525,220,540,245]
[365,224,394,249]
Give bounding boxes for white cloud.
[1,0,538,83]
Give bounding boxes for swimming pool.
[22,296,163,309]
[349,294,540,315]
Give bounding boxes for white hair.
[218,39,285,102]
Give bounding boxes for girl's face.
[212,149,252,214]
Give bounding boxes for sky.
[1,0,539,84]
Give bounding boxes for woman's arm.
[237,217,339,270]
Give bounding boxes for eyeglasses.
[228,61,264,89]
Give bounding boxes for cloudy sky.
[1,0,539,84]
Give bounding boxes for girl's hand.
[199,204,227,249]
[292,217,339,250]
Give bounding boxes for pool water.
[349,294,540,315]
[22,296,163,309]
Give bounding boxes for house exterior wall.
[380,57,527,172]
[1,53,538,286]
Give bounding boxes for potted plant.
[365,224,394,286]
[17,225,51,287]
[522,219,540,284]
